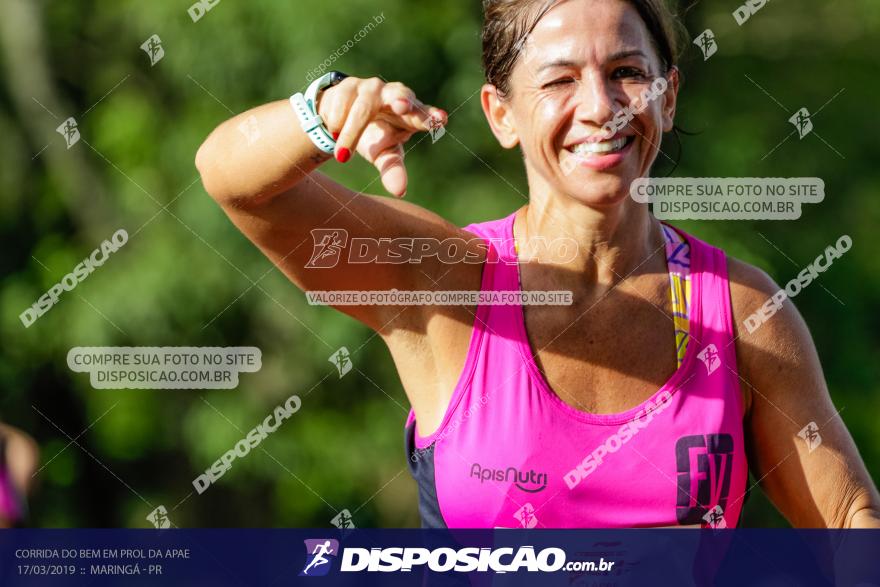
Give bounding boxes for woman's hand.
[317,76,447,197]
[196,74,481,342]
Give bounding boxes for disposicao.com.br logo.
[297,539,611,575]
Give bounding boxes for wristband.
[290,71,349,154]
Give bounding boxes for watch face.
[328,71,348,86]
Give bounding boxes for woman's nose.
[573,71,620,128]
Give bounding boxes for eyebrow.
[609,49,648,61]
[535,50,649,73]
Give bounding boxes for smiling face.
[481,0,679,208]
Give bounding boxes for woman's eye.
[613,67,647,79]
[543,77,574,89]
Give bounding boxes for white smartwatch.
[289,71,348,154]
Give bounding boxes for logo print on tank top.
[674,434,734,526]
[470,463,548,493]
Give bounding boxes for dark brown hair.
[481,0,687,97]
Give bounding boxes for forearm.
[195,99,331,206]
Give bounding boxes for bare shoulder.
[726,255,814,352]
[726,255,781,327]
[726,255,824,417]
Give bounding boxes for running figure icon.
[301,539,338,576]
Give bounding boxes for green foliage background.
[0,0,877,527]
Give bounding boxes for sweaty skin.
[196,0,880,527]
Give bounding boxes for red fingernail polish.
[332,131,340,140]
[335,147,351,163]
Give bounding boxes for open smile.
[562,135,636,171]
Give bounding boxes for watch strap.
[290,92,336,154]
[290,71,349,155]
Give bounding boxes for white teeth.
[572,136,628,155]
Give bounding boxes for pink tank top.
[405,212,749,528]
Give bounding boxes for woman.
[195,0,879,528]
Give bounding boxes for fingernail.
[332,131,340,140]
[335,147,351,163]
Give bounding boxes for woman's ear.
[661,66,680,133]
[480,84,520,149]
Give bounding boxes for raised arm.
[194,76,483,332]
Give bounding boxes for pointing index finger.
[379,90,446,133]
